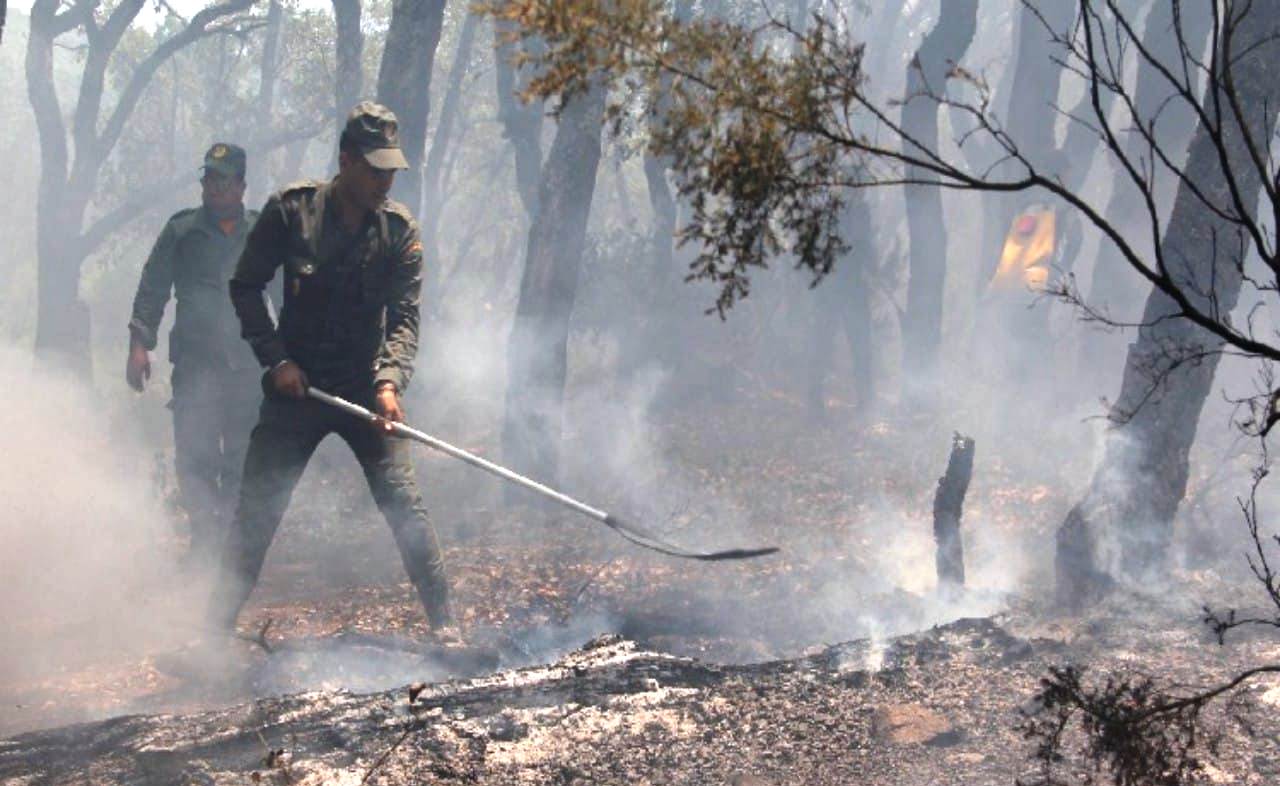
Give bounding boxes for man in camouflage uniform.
[128,143,261,563]
[211,102,453,633]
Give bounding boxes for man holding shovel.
[212,102,454,637]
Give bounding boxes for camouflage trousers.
[170,363,260,562]
[209,389,451,629]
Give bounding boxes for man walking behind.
[212,102,453,635]
[127,143,261,564]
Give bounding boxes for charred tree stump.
[933,433,975,588]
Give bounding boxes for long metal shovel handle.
[307,388,778,561]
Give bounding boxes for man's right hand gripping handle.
[266,359,309,399]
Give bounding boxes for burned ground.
[3,604,1278,785]
[1,395,1276,784]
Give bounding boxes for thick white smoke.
[0,347,208,685]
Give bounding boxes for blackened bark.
[493,18,544,218]
[1056,0,1280,604]
[501,86,607,488]
[376,0,448,209]
[332,0,363,138]
[899,0,978,400]
[933,434,975,589]
[1077,1,1214,386]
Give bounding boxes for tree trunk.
[934,434,975,589]
[421,7,480,295]
[332,0,364,140]
[33,202,92,377]
[249,0,284,204]
[1077,1,1214,387]
[620,0,694,380]
[501,86,606,489]
[809,190,874,417]
[1056,0,1280,606]
[1056,0,1149,195]
[970,2,1074,312]
[492,18,544,218]
[376,0,448,209]
[26,1,89,373]
[899,0,978,401]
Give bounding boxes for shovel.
[307,388,778,561]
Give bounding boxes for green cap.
[342,101,410,170]
[202,142,247,179]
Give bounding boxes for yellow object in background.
[988,205,1055,294]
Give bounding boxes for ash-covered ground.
[2,593,1278,785]
[1,392,1276,784]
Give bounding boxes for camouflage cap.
[202,142,247,179]
[342,101,410,171]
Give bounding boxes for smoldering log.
[933,433,975,588]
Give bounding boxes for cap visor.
[363,147,410,170]
[202,162,243,178]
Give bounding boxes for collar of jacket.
[194,204,249,237]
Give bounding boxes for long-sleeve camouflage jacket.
[229,179,425,395]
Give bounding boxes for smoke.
[0,346,210,685]
[2,0,1273,750]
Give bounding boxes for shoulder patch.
[166,207,201,234]
[381,199,415,225]
[276,179,321,199]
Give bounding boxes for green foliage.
[482,0,876,313]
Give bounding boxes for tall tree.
[492,17,544,217]
[421,7,480,265]
[501,86,607,487]
[25,0,255,374]
[808,189,875,416]
[898,0,978,400]
[639,0,693,291]
[249,0,284,203]
[970,1,1076,298]
[1056,0,1280,604]
[332,0,363,138]
[1076,0,1213,387]
[376,0,449,208]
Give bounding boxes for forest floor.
[1,386,1276,784]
